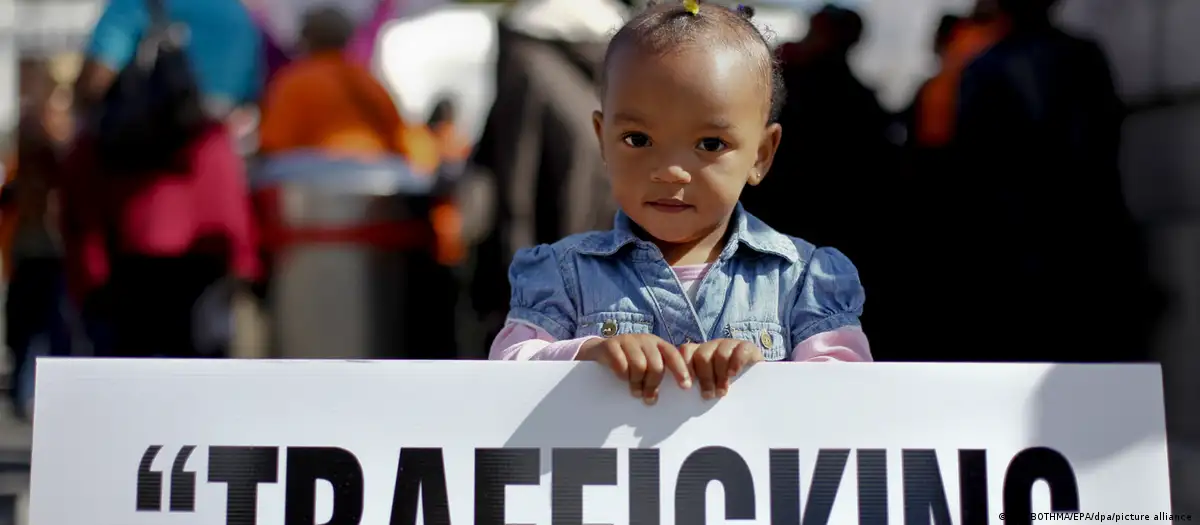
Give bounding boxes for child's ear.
[750,122,782,186]
[592,110,606,162]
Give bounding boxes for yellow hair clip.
[683,0,700,15]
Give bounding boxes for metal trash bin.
[251,151,455,359]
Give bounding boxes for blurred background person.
[906,3,1008,154]
[1,60,74,419]
[883,5,1008,360]
[249,0,400,84]
[74,0,263,124]
[740,4,899,355]
[465,0,624,355]
[60,0,263,358]
[944,0,1158,363]
[899,13,961,142]
[257,5,439,173]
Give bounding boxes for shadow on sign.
[503,363,717,476]
[1029,363,1165,467]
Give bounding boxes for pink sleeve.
[488,320,599,361]
[791,326,873,362]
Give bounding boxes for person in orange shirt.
[257,6,439,173]
[911,8,1008,148]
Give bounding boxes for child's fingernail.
[716,388,728,398]
[644,395,658,405]
[681,378,692,388]
[701,389,714,399]
[631,389,643,398]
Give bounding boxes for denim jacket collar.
[575,203,799,263]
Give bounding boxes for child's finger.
[641,343,665,404]
[626,344,648,399]
[691,344,717,399]
[598,342,628,379]
[678,343,700,383]
[727,342,762,379]
[712,339,738,396]
[659,341,691,389]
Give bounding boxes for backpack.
[95,0,207,176]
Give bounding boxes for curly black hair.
[601,1,786,122]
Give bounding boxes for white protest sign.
[29,359,1175,524]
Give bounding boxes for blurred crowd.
[0,0,1170,412]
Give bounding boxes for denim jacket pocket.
[724,320,787,361]
[577,311,655,339]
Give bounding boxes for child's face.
[595,45,782,246]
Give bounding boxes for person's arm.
[488,244,593,361]
[488,320,599,361]
[75,0,143,113]
[790,326,871,362]
[788,247,873,362]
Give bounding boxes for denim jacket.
[506,204,865,361]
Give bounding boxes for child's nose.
[651,165,692,184]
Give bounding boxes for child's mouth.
[646,199,693,213]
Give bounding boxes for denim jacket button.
[759,330,773,349]
[600,320,618,337]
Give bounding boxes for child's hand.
[679,339,764,400]
[578,334,692,404]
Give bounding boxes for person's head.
[429,97,457,127]
[300,6,355,54]
[972,0,1001,19]
[804,5,863,55]
[595,1,784,248]
[18,59,55,112]
[934,14,961,55]
[995,0,1059,22]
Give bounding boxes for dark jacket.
[467,22,616,356]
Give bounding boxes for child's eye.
[697,137,728,152]
[622,133,652,148]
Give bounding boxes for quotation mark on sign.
[136,445,198,513]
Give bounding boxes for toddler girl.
[489,1,872,404]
